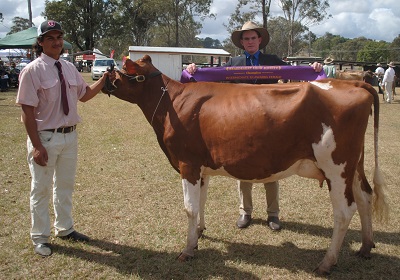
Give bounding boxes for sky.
[1,0,400,48]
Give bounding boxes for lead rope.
[151,86,168,126]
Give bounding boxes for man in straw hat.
[382,61,396,103]
[323,57,336,78]
[187,21,322,231]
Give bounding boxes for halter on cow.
[102,55,388,275]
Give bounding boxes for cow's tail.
[369,85,389,223]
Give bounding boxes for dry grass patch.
[1,75,399,279]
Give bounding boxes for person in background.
[382,61,396,103]
[323,57,336,78]
[0,60,9,92]
[16,20,115,257]
[187,21,322,231]
[375,63,385,95]
[8,62,20,87]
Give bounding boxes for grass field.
[1,73,399,279]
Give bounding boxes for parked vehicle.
[91,58,119,80]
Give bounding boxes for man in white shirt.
[16,20,115,257]
[382,62,396,103]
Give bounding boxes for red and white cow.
[102,55,388,275]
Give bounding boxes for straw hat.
[388,61,395,67]
[324,57,334,64]
[376,63,382,67]
[231,21,270,50]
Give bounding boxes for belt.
[44,125,76,133]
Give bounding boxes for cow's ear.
[141,55,152,63]
[124,59,139,75]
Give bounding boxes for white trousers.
[238,181,280,217]
[27,130,78,245]
[384,81,393,103]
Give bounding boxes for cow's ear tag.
[124,59,138,75]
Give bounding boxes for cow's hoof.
[313,265,332,276]
[177,252,193,262]
[355,249,372,259]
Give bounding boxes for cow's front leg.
[177,176,202,262]
[198,175,209,238]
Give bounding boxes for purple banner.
[180,65,327,83]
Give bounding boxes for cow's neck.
[140,74,175,133]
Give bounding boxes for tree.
[98,0,159,59]
[312,32,347,59]
[43,0,112,51]
[389,35,400,62]
[154,0,213,47]
[357,40,390,62]
[199,37,223,48]
[7,17,32,35]
[266,16,306,58]
[278,0,331,55]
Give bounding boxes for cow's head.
[102,55,162,104]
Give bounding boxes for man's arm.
[80,71,116,102]
[21,105,48,166]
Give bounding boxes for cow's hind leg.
[177,177,202,262]
[315,180,358,275]
[353,171,375,258]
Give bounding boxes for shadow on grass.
[251,218,400,246]
[52,239,257,279]
[51,220,399,279]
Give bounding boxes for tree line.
[6,0,400,63]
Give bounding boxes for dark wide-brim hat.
[231,21,270,50]
[37,20,64,37]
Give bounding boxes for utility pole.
[28,0,33,27]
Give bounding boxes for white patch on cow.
[181,178,201,256]
[182,178,201,216]
[310,80,333,90]
[312,123,356,216]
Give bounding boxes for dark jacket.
[225,53,288,84]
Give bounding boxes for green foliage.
[389,35,400,62]
[7,17,32,35]
[357,40,390,62]
[198,37,223,48]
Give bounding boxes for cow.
[336,70,365,81]
[102,55,388,275]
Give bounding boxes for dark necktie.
[249,55,255,66]
[55,61,69,115]
[249,55,257,83]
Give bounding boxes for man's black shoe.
[236,214,252,228]
[58,231,90,242]
[266,216,281,231]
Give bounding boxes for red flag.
[110,50,115,58]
